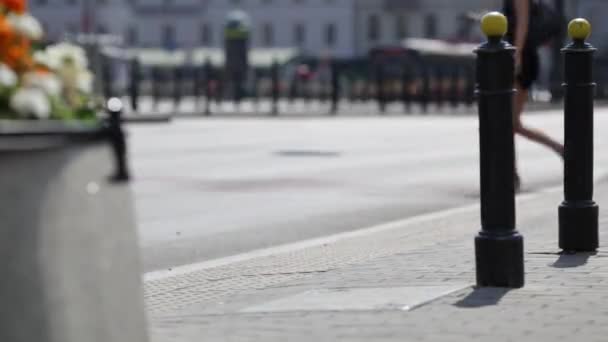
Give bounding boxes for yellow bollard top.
[481,12,508,38]
[568,18,591,40]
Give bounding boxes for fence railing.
[99,52,608,116]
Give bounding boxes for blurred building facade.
[566,0,608,51]
[31,0,502,57]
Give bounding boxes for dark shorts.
[517,46,539,90]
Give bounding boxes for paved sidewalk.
[146,180,608,342]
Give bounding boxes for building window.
[293,23,305,46]
[425,14,437,38]
[66,23,78,34]
[96,24,107,34]
[324,23,336,47]
[126,26,138,46]
[201,23,213,45]
[367,14,380,42]
[163,24,176,49]
[395,15,407,40]
[262,23,274,46]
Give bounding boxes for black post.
[252,69,259,111]
[194,63,203,113]
[435,68,444,111]
[173,66,182,112]
[152,67,161,112]
[401,61,411,113]
[474,13,524,288]
[420,64,430,114]
[106,98,130,182]
[449,67,459,110]
[376,63,386,114]
[271,59,280,116]
[204,59,212,116]
[559,19,599,252]
[330,60,339,115]
[129,57,140,113]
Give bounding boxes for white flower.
[0,64,17,88]
[10,88,51,119]
[33,50,61,70]
[22,72,63,97]
[44,42,89,70]
[77,70,93,94]
[7,13,44,41]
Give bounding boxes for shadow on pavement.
[453,287,512,308]
[551,252,596,268]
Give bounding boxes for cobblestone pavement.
[145,179,608,341]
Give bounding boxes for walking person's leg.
[513,84,564,157]
[512,47,564,191]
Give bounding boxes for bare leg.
[513,85,564,156]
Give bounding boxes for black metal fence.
[100,52,478,116]
[99,51,608,117]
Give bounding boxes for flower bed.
[0,0,98,121]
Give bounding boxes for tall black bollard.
[449,67,460,110]
[330,60,339,115]
[152,67,161,112]
[420,64,430,114]
[271,59,280,116]
[401,62,411,113]
[129,57,140,113]
[559,18,599,252]
[106,98,130,182]
[376,63,386,114]
[173,66,182,112]
[204,59,212,115]
[193,63,203,112]
[474,12,524,288]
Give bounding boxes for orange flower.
[0,14,12,39]
[1,0,27,14]
[2,35,33,73]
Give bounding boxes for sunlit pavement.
[129,108,608,273]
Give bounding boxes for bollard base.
[475,232,524,288]
[559,201,599,252]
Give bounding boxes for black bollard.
[474,12,524,288]
[449,66,459,110]
[271,59,280,116]
[330,60,339,115]
[376,63,386,114]
[434,67,444,111]
[151,67,161,112]
[401,62,411,113]
[559,18,599,252]
[106,98,130,182]
[193,63,203,112]
[204,59,212,115]
[173,66,182,112]
[129,57,140,113]
[420,64,430,114]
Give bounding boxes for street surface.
[131,108,608,273]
